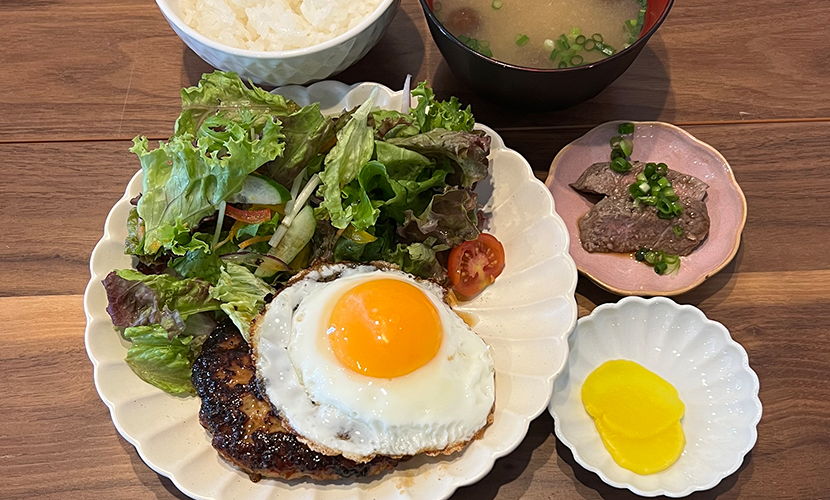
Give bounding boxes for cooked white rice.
[179,0,385,52]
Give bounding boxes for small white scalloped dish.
[550,296,761,497]
[84,82,578,500]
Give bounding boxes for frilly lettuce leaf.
[125,206,144,255]
[371,109,420,139]
[317,88,378,229]
[411,82,475,133]
[264,102,335,187]
[102,269,221,337]
[208,263,274,341]
[399,188,480,247]
[132,112,284,254]
[374,141,431,180]
[133,72,287,255]
[170,246,223,285]
[124,325,203,395]
[387,129,490,188]
[174,70,297,138]
[386,241,446,281]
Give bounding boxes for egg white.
[251,263,496,462]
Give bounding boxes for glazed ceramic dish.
[84,82,579,500]
[546,121,747,296]
[419,0,674,107]
[155,0,400,86]
[550,296,762,497]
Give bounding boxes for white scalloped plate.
[549,296,761,497]
[84,82,578,500]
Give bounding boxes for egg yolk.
[581,359,686,475]
[327,279,443,378]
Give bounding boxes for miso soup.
[435,0,646,69]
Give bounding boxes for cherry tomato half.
[448,233,505,297]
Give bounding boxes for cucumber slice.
[272,205,316,264]
[227,174,291,205]
[255,205,318,278]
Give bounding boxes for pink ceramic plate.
[546,121,746,296]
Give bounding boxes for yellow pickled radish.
[582,359,685,475]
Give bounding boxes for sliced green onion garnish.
[610,157,632,173]
[583,39,596,51]
[481,48,493,57]
[634,249,681,275]
[673,225,685,237]
[570,55,584,65]
[549,48,559,61]
[515,34,530,46]
[639,182,650,193]
[491,0,502,9]
[620,138,634,156]
[610,135,622,148]
[644,162,656,178]
[558,60,568,69]
[596,42,616,56]
[610,148,625,160]
[618,122,635,134]
[592,33,604,42]
[575,34,586,45]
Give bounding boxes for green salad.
[103,71,496,394]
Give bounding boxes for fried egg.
[250,263,496,463]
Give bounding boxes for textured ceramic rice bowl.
[155,0,400,86]
[550,296,762,497]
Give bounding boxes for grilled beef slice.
[191,321,400,481]
[572,162,710,255]
[571,162,709,201]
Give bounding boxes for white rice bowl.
[179,0,385,51]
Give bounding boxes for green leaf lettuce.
[209,263,274,341]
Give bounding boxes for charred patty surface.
[191,321,400,481]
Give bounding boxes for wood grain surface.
[1,0,829,498]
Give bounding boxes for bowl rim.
[418,0,674,72]
[155,0,397,59]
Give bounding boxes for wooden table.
[2,0,829,498]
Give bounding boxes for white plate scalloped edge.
[84,81,579,500]
[549,296,762,497]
